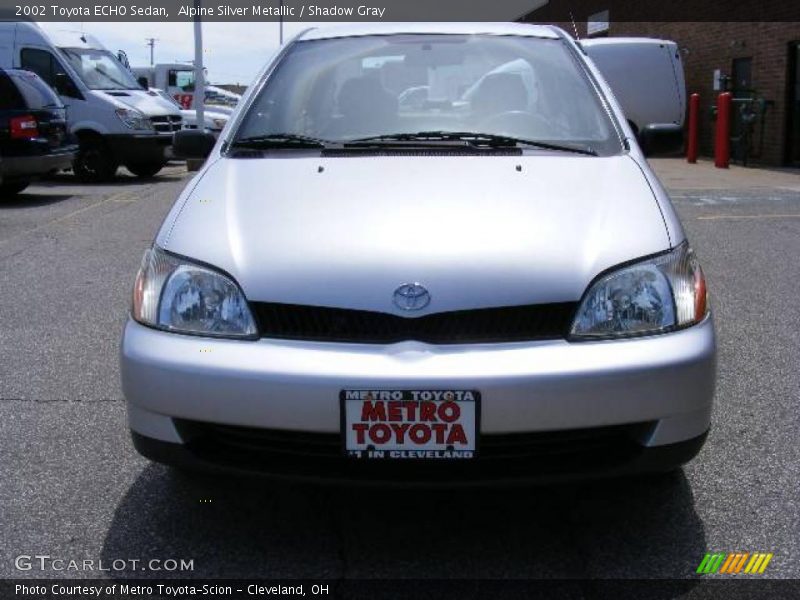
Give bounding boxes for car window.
[8,70,63,109]
[21,47,58,87]
[59,47,139,90]
[0,72,25,109]
[236,34,622,154]
[168,69,195,91]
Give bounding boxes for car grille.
[174,420,653,482]
[150,115,182,133]
[249,302,578,344]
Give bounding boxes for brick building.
[521,3,800,166]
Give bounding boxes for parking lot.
[1,160,798,588]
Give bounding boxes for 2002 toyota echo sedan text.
[121,23,716,484]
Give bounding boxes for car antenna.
[569,11,580,40]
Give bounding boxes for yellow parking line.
[0,186,152,248]
[697,214,800,221]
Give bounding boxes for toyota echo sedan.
[121,23,715,484]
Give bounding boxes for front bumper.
[121,315,716,481]
[106,133,172,164]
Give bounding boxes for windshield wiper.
[231,133,336,149]
[347,131,597,156]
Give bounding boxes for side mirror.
[173,129,216,160]
[117,49,130,70]
[137,76,149,90]
[638,124,684,157]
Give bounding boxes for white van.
[582,38,685,152]
[132,63,241,110]
[0,22,182,181]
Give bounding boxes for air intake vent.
[150,115,183,133]
[321,148,522,157]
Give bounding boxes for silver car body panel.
[158,155,670,313]
[297,22,561,41]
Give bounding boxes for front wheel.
[126,161,166,179]
[73,138,118,183]
[0,181,30,198]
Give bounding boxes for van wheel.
[73,138,118,182]
[126,161,166,178]
[0,181,30,197]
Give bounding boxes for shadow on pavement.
[101,464,705,597]
[0,192,75,208]
[40,172,184,187]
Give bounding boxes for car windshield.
[234,34,622,155]
[59,47,140,90]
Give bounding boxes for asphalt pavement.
[0,161,798,594]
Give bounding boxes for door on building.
[729,57,754,162]
[787,42,800,166]
[731,57,753,97]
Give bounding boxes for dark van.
[0,68,76,197]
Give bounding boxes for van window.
[236,34,622,155]
[21,48,58,87]
[168,69,195,91]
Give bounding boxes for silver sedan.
[121,23,715,484]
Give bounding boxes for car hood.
[180,109,229,127]
[98,89,181,117]
[160,154,671,314]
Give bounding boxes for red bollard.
[714,92,731,169]
[687,93,699,163]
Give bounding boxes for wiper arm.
[344,132,473,148]
[347,131,597,156]
[231,133,336,149]
[506,138,597,156]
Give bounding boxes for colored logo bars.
[696,552,774,574]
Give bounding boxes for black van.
[0,68,77,197]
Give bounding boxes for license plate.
[341,390,479,460]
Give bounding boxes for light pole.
[193,0,205,129]
[146,37,158,66]
[279,0,284,45]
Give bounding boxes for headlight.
[132,246,257,339]
[570,242,708,340]
[115,108,153,131]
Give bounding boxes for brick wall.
[522,12,800,165]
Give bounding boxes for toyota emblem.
[392,283,431,311]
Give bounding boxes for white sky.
[36,21,337,86]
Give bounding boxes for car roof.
[11,23,107,51]
[0,67,44,80]
[581,37,675,46]
[298,22,562,41]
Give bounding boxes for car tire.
[126,161,166,179]
[73,138,118,183]
[0,181,30,197]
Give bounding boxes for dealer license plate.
[341,389,479,460]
